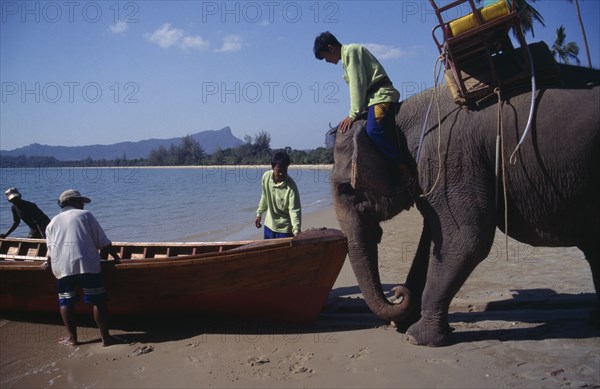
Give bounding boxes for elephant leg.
[579,242,600,327]
[406,222,496,346]
[395,220,432,331]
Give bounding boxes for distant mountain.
[0,127,244,161]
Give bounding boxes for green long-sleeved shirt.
[341,44,400,119]
[256,170,301,235]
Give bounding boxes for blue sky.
[1,0,598,152]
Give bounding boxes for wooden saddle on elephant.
[429,0,531,106]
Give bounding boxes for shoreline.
[186,203,338,242]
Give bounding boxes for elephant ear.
[351,124,398,198]
[332,121,356,186]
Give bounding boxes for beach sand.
[1,206,598,388]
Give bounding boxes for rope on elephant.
[496,30,536,261]
[415,92,434,165]
[495,87,510,262]
[509,32,538,165]
[418,53,445,199]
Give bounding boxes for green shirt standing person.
[255,152,302,239]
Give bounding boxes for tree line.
[0,131,333,168]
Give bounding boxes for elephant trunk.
[345,225,412,323]
[348,238,411,322]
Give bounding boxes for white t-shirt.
[46,206,111,279]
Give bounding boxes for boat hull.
[0,229,347,323]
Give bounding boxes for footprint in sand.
[130,345,154,356]
[286,351,315,375]
[247,355,271,366]
[347,347,371,360]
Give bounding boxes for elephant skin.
[331,63,600,347]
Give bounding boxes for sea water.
[0,166,334,242]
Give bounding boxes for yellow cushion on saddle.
[448,1,510,37]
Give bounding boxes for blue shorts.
[264,226,294,239]
[366,103,403,165]
[56,273,108,307]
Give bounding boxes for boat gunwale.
[0,230,347,268]
[0,239,294,264]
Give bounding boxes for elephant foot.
[405,318,452,347]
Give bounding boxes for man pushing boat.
[44,189,122,347]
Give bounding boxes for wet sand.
[1,207,598,388]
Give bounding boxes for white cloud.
[145,24,211,52]
[180,35,210,51]
[145,23,184,48]
[214,35,242,53]
[109,21,128,34]
[363,43,409,60]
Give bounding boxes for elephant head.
[331,118,417,323]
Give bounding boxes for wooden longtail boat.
[0,229,347,323]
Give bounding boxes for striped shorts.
[56,273,107,307]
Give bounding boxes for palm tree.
[511,0,545,37]
[561,0,592,68]
[551,25,581,65]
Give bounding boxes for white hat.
[5,188,21,201]
[59,189,91,205]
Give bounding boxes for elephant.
[331,62,600,347]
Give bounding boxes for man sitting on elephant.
[313,31,411,183]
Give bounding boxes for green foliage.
[551,25,581,65]
[146,135,205,166]
[204,130,273,165]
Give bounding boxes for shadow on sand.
[2,287,596,346]
[447,288,599,344]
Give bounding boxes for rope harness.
[415,34,537,260]
[415,53,445,199]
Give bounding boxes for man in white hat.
[1,187,51,239]
[44,189,121,347]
